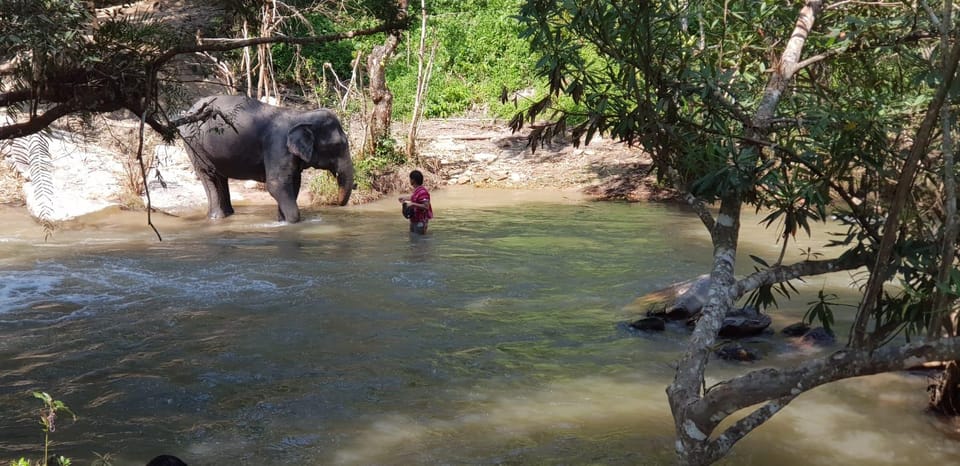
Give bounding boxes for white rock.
[15,131,124,221]
[473,152,497,162]
[431,138,467,152]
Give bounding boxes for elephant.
[181,95,354,223]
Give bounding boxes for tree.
[365,0,409,155]
[0,0,410,142]
[515,0,960,464]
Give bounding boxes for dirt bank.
[411,119,669,202]
[0,117,669,219]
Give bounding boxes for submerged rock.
[664,275,712,319]
[626,277,774,339]
[624,275,711,319]
[715,342,760,362]
[696,305,773,338]
[781,321,811,337]
[799,327,836,347]
[629,316,665,331]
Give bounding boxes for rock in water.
[716,305,772,338]
[629,317,665,331]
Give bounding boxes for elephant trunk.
[336,156,354,206]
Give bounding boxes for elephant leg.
[267,172,302,223]
[197,170,234,219]
[215,175,234,216]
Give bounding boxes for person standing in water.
[399,169,433,234]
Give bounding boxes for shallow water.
[0,187,955,465]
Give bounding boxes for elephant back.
[182,95,275,179]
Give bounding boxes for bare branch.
[704,396,796,464]
[0,104,77,140]
[827,0,907,9]
[151,21,407,70]
[0,90,36,108]
[733,253,871,298]
[692,336,960,435]
[167,102,234,131]
[686,192,716,232]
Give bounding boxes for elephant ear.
[287,124,315,163]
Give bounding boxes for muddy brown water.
[0,187,956,465]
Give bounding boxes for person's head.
[409,170,424,187]
[146,455,188,466]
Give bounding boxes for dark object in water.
[402,203,415,219]
[146,455,187,466]
[629,316,666,331]
[781,321,811,337]
[715,343,759,362]
[799,327,835,347]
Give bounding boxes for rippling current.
[0,188,957,465]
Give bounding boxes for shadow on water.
[0,187,956,465]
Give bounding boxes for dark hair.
[146,455,188,466]
[409,170,424,186]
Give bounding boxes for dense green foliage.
[385,0,538,119]
[272,0,537,120]
[516,0,956,339]
[514,0,960,462]
[272,14,356,82]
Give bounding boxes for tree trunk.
[366,31,401,156]
[365,34,400,154]
[851,36,960,348]
[665,1,960,462]
[406,0,431,159]
[931,361,960,415]
[928,0,960,420]
[364,0,408,156]
[667,2,821,464]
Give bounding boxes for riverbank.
[0,117,667,224]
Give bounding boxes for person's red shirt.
[411,185,433,222]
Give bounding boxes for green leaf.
[749,255,770,267]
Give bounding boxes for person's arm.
[411,198,429,210]
[400,191,429,210]
[406,199,428,210]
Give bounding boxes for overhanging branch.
[704,395,796,464]
[1,17,409,142]
[0,90,33,108]
[0,104,76,140]
[733,252,871,298]
[693,336,960,435]
[150,21,407,70]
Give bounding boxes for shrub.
[14,392,77,466]
[386,0,538,120]
[307,136,407,203]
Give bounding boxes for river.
[0,187,955,465]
